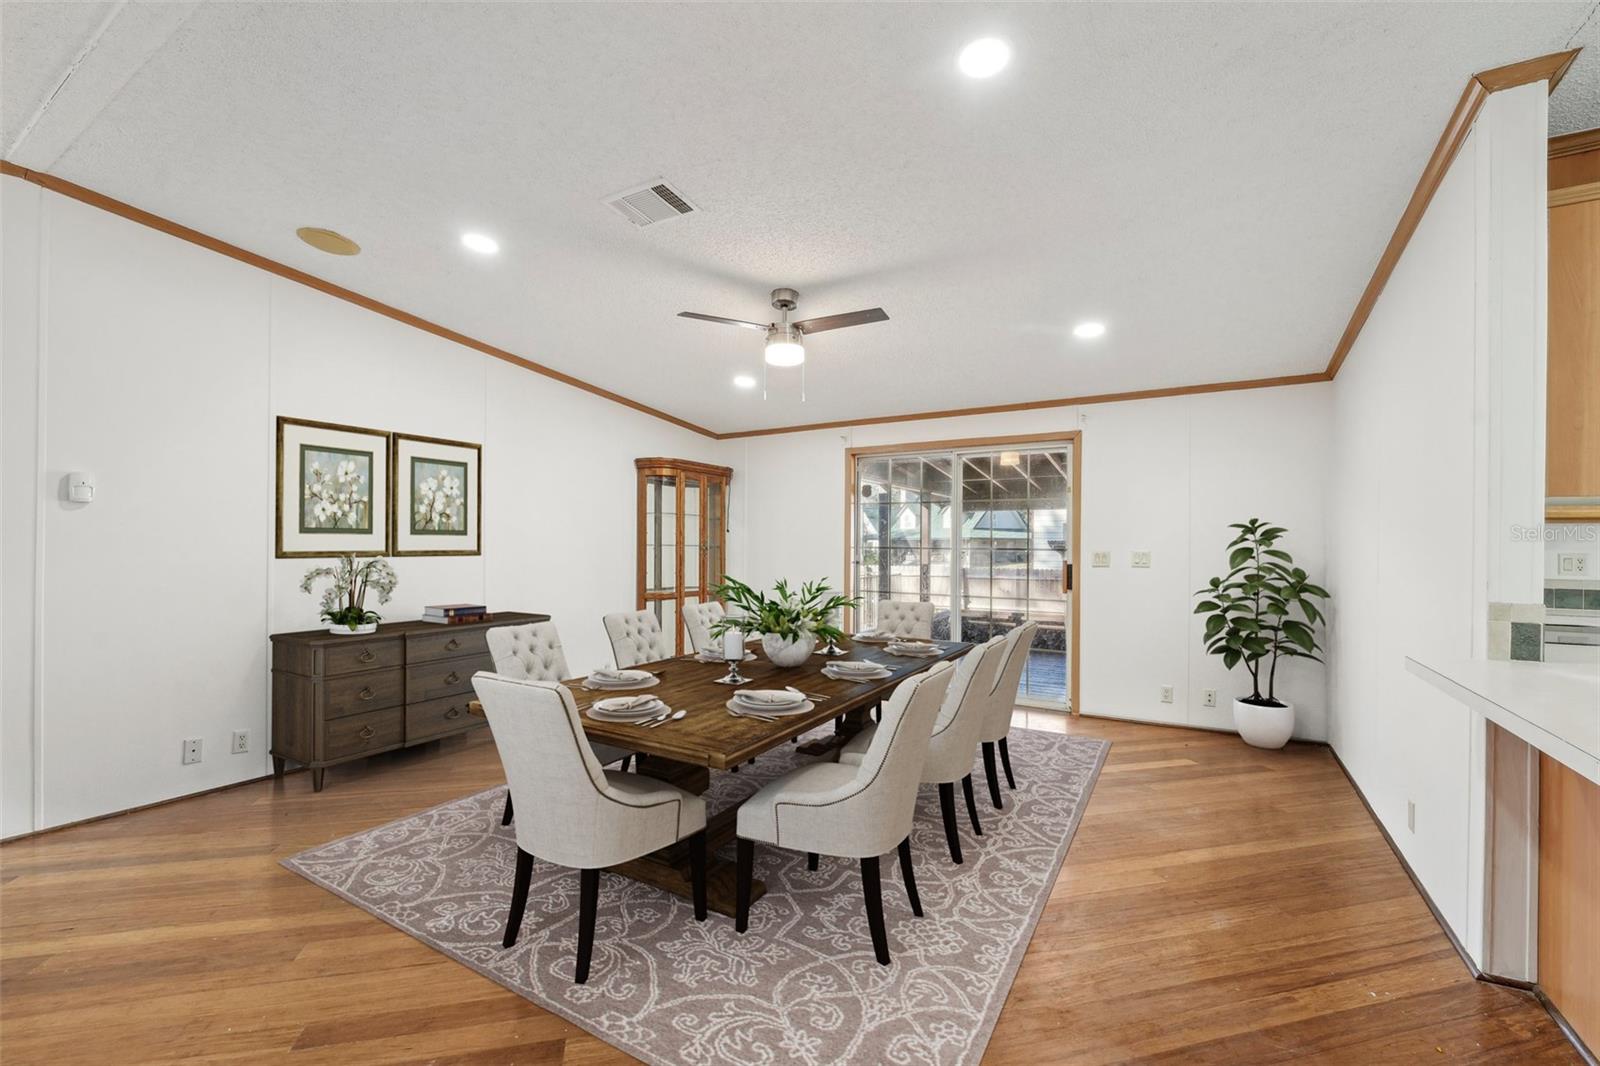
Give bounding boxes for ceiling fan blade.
[677,311,769,332]
[792,308,889,334]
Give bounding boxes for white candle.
[723,628,744,661]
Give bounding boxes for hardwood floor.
[0,715,1579,1065]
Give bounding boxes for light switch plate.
[1091,551,1111,568]
[1131,551,1152,569]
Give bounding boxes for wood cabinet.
[1539,753,1600,1052]
[1547,135,1600,521]
[635,458,732,655]
[270,611,547,790]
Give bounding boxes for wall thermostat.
[67,472,96,503]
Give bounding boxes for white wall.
[0,178,736,835]
[1327,84,1549,956]
[732,383,1333,738]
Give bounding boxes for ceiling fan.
[679,288,887,399]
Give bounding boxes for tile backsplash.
[1488,601,1543,662]
[1545,585,1600,610]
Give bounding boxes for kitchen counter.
[1406,656,1600,784]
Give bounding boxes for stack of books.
[422,603,488,625]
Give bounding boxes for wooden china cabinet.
[635,457,732,655]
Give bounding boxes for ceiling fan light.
[764,326,805,367]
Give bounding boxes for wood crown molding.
[1549,127,1600,159]
[1550,181,1600,208]
[1323,48,1582,379]
[0,159,719,439]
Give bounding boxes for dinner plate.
[851,632,893,644]
[586,696,666,722]
[695,650,755,663]
[886,643,939,657]
[725,697,816,718]
[828,659,886,673]
[824,664,891,680]
[582,673,660,691]
[733,688,806,709]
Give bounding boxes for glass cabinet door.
[636,460,732,656]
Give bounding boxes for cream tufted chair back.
[980,621,1038,741]
[485,621,570,683]
[874,599,935,639]
[603,609,674,668]
[682,601,726,655]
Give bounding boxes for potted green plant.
[1194,519,1329,748]
[301,554,398,635]
[710,577,857,668]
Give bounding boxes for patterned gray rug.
[284,727,1109,1066]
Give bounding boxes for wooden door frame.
[842,430,1083,716]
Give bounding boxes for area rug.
[283,727,1109,1066]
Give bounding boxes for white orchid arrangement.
[414,470,464,530]
[305,458,369,529]
[301,554,398,629]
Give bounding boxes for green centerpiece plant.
[710,577,857,667]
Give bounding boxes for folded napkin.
[589,666,630,681]
[735,689,804,706]
[831,660,883,673]
[603,694,659,711]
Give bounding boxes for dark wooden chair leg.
[272,755,286,778]
[502,847,534,948]
[500,791,514,826]
[873,702,882,723]
[689,831,707,922]
[862,856,890,965]
[574,868,599,984]
[897,837,922,917]
[619,754,631,772]
[999,736,1016,789]
[938,782,963,864]
[735,838,754,933]
[982,742,1004,810]
[961,773,983,836]
[311,767,325,793]
[807,852,819,871]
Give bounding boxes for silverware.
[646,710,687,728]
[728,708,778,723]
[634,709,673,727]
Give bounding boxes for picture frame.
[390,432,482,556]
[276,417,391,558]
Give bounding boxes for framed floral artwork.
[276,417,391,557]
[390,432,481,556]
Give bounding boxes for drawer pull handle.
[445,707,462,720]
[445,638,461,651]
[358,687,375,701]
[358,649,376,663]
[359,726,376,740]
[444,671,460,685]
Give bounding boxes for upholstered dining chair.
[471,672,708,983]
[977,621,1039,810]
[485,621,635,827]
[603,609,674,668]
[836,634,1010,864]
[733,661,954,965]
[873,599,935,639]
[681,600,725,656]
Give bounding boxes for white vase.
[1233,698,1295,749]
[328,622,379,636]
[762,632,817,668]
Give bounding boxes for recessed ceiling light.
[296,227,360,256]
[1073,321,1107,340]
[958,38,1011,79]
[460,232,499,255]
[733,374,757,389]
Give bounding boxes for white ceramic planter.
[762,632,817,668]
[328,622,379,636]
[1233,698,1295,749]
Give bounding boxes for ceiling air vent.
[604,178,697,227]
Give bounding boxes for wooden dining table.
[470,638,970,916]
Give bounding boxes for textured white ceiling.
[1552,4,1600,135]
[4,1,1596,433]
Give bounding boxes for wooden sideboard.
[270,611,548,791]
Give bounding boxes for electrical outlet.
[231,730,249,754]
[1159,684,1174,704]
[1407,800,1416,833]
[1131,550,1152,569]
[1091,550,1111,568]
[1557,553,1589,576]
[182,738,203,765]
[1202,689,1217,708]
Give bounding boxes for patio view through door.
[849,437,1077,711]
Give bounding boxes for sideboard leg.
[272,755,286,778]
[311,767,326,792]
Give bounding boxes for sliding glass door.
[851,441,1074,710]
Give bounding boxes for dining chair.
[873,599,935,639]
[485,621,635,827]
[603,609,673,668]
[471,672,708,983]
[734,660,954,965]
[682,601,725,656]
[977,621,1039,810]
[837,634,1010,864]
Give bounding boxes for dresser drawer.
[321,638,404,676]
[407,627,490,665]
[406,694,483,742]
[406,654,492,702]
[323,669,405,719]
[323,708,404,760]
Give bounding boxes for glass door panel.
[683,477,702,592]
[644,474,677,594]
[706,482,725,592]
